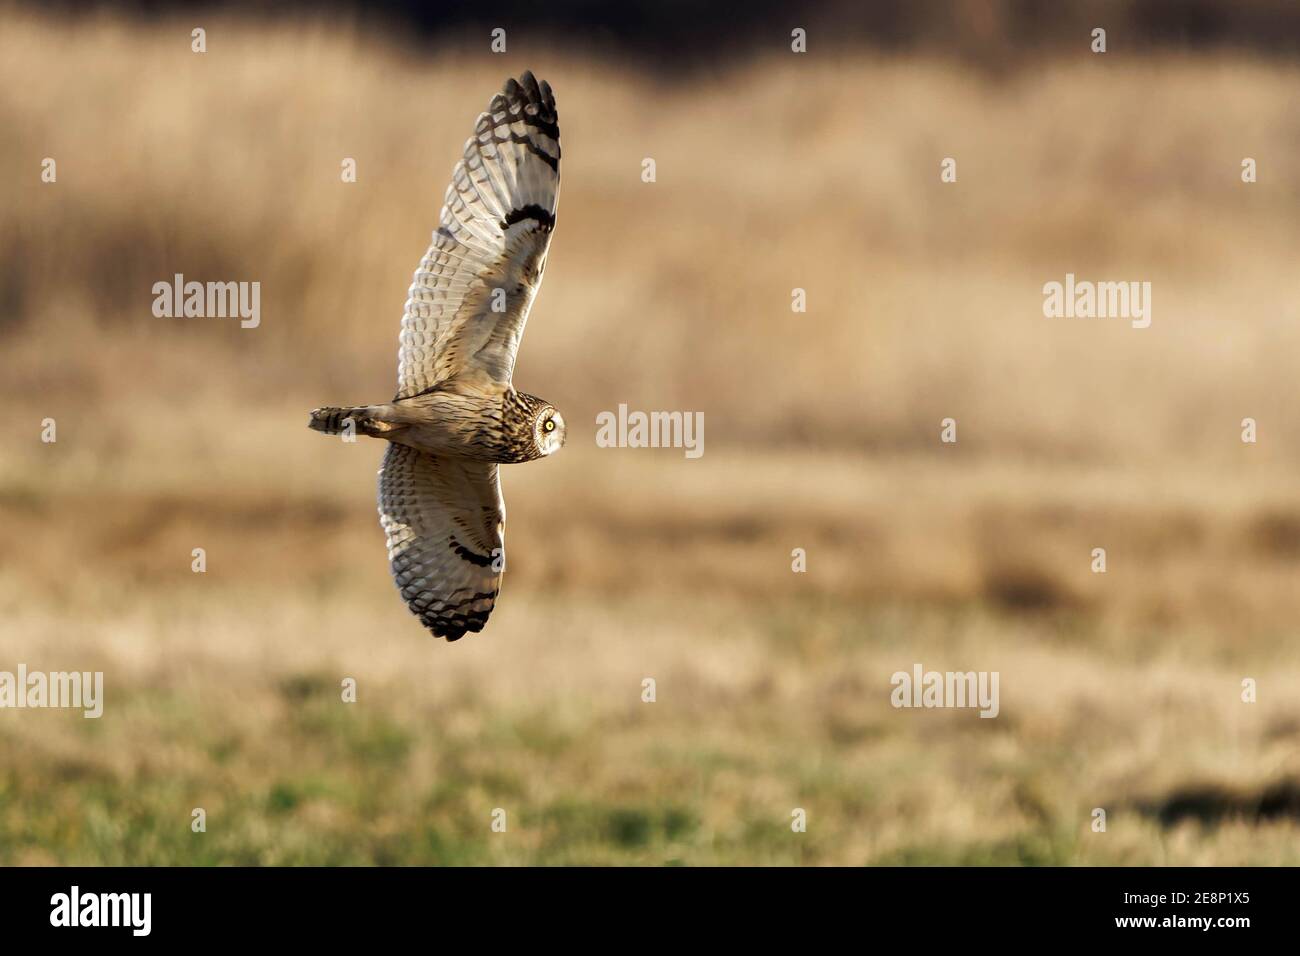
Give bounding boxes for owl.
[309,71,564,641]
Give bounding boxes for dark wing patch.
[377,444,505,641]
[398,71,561,396]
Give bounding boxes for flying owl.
[309,71,564,641]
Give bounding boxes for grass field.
[1,8,1299,864]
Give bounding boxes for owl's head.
[532,405,566,457]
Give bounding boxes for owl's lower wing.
[397,71,560,399]
[377,444,505,641]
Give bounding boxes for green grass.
[3,596,1296,866]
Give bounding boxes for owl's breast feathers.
[385,385,543,464]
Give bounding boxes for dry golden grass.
[1,8,1299,864]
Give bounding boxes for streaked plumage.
[309,71,565,641]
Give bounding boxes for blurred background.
[2,0,1299,864]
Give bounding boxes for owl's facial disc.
[535,407,566,456]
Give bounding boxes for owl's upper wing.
[377,443,504,641]
[396,71,560,399]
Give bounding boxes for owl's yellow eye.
[544,419,555,432]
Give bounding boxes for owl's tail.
[308,405,399,438]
